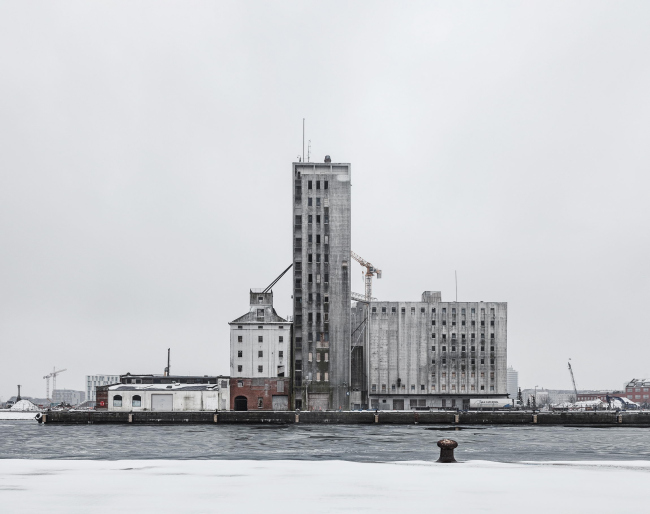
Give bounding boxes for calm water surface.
[1,423,649,462]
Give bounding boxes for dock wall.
[37,410,650,426]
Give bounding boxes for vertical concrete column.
[213,413,218,423]
[128,413,133,423]
[532,414,538,424]
[454,414,459,424]
[295,409,300,423]
[617,414,623,424]
[374,413,379,423]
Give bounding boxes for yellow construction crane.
[351,251,382,301]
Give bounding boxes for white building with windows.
[85,374,120,402]
[107,380,230,412]
[229,290,291,379]
[507,366,519,399]
[52,389,85,405]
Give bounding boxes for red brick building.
[624,378,650,405]
[230,377,291,411]
[577,391,626,402]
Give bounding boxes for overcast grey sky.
[1,1,649,399]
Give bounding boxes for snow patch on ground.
[0,459,648,513]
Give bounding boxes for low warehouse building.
[106,380,230,412]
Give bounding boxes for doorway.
[234,396,248,411]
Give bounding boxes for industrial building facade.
[228,290,291,411]
[229,290,291,379]
[352,292,508,410]
[292,160,351,411]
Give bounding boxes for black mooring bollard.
[437,439,458,463]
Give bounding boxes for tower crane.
[567,359,578,402]
[43,367,67,400]
[351,251,382,301]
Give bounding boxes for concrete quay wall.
[38,410,650,426]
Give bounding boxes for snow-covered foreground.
[1,459,648,513]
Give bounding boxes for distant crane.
[567,359,578,402]
[351,251,382,301]
[351,292,377,303]
[43,368,67,400]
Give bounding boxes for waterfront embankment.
[37,410,650,425]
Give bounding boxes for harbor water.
[1,422,649,462]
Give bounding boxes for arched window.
[132,395,142,407]
[113,395,122,407]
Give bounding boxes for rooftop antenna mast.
[308,140,311,163]
[455,270,458,302]
[302,118,305,163]
[164,348,170,377]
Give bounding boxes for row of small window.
[236,325,285,330]
[307,180,328,190]
[433,333,495,340]
[295,333,329,343]
[295,235,330,245]
[237,365,266,373]
[295,214,329,224]
[431,320,495,327]
[305,253,329,264]
[437,384,494,392]
[434,358,495,365]
[237,336,284,343]
[295,256,329,270]
[112,395,140,407]
[295,293,329,304]
[305,312,329,323]
[437,371,495,379]
[627,388,650,392]
[307,352,329,362]
[433,345,495,352]
[378,307,495,315]
[305,197,323,207]
[305,273,330,283]
[237,350,284,358]
[371,384,495,393]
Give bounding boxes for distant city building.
[521,389,552,406]
[625,378,650,406]
[52,389,85,405]
[292,159,352,411]
[507,366,518,399]
[545,390,576,405]
[86,375,120,402]
[354,292,508,411]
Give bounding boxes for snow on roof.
[108,383,223,392]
